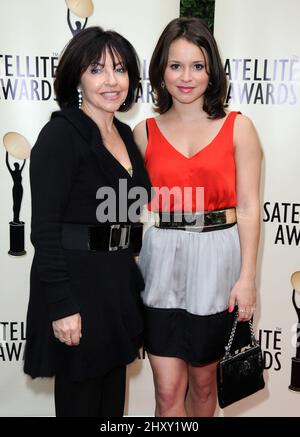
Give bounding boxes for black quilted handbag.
[217,312,265,408]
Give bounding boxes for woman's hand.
[228,279,256,321]
[52,313,82,346]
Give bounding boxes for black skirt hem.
[144,348,223,367]
[142,305,250,365]
[24,333,143,382]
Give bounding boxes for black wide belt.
[155,208,237,232]
[61,223,143,255]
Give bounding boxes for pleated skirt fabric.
[138,224,241,364]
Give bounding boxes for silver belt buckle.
[109,224,131,251]
[120,225,131,249]
[109,224,120,251]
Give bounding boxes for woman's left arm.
[228,114,262,321]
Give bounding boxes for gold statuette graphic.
[66,0,94,17]
[289,271,300,391]
[3,132,31,256]
[66,0,94,35]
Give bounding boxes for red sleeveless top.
[145,111,239,212]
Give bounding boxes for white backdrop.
[1,0,300,418]
[0,0,180,416]
[214,0,300,416]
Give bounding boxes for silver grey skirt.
[139,224,241,316]
[138,224,242,364]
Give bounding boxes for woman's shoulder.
[32,110,78,158]
[133,119,149,157]
[133,119,147,136]
[40,108,76,134]
[232,112,261,152]
[133,115,158,142]
[223,110,256,137]
[232,112,256,133]
[37,118,70,141]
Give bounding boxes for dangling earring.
[77,88,82,108]
[161,80,166,89]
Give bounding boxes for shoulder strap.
[144,118,156,162]
[146,118,155,140]
[230,110,242,119]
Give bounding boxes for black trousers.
[54,366,126,417]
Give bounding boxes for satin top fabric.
[145,111,239,212]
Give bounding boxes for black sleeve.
[30,118,80,322]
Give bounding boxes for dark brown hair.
[54,26,140,111]
[149,17,227,118]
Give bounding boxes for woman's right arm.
[133,120,148,157]
[30,119,81,344]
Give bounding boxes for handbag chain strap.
[224,312,259,359]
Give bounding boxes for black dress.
[24,107,152,381]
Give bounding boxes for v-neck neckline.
[153,113,231,160]
[101,122,135,179]
[81,110,134,179]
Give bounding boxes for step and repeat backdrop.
[0,0,180,416]
[214,0,300,417]
[1,0,300,416]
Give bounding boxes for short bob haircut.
[54,26,140,111]
[149,17,227,118]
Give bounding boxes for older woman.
[24,26,151,417]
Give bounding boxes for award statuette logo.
[289,271,300,391]
[3,132,31,256]
[66,0,94,36]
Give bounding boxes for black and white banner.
[214,0,300,417]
